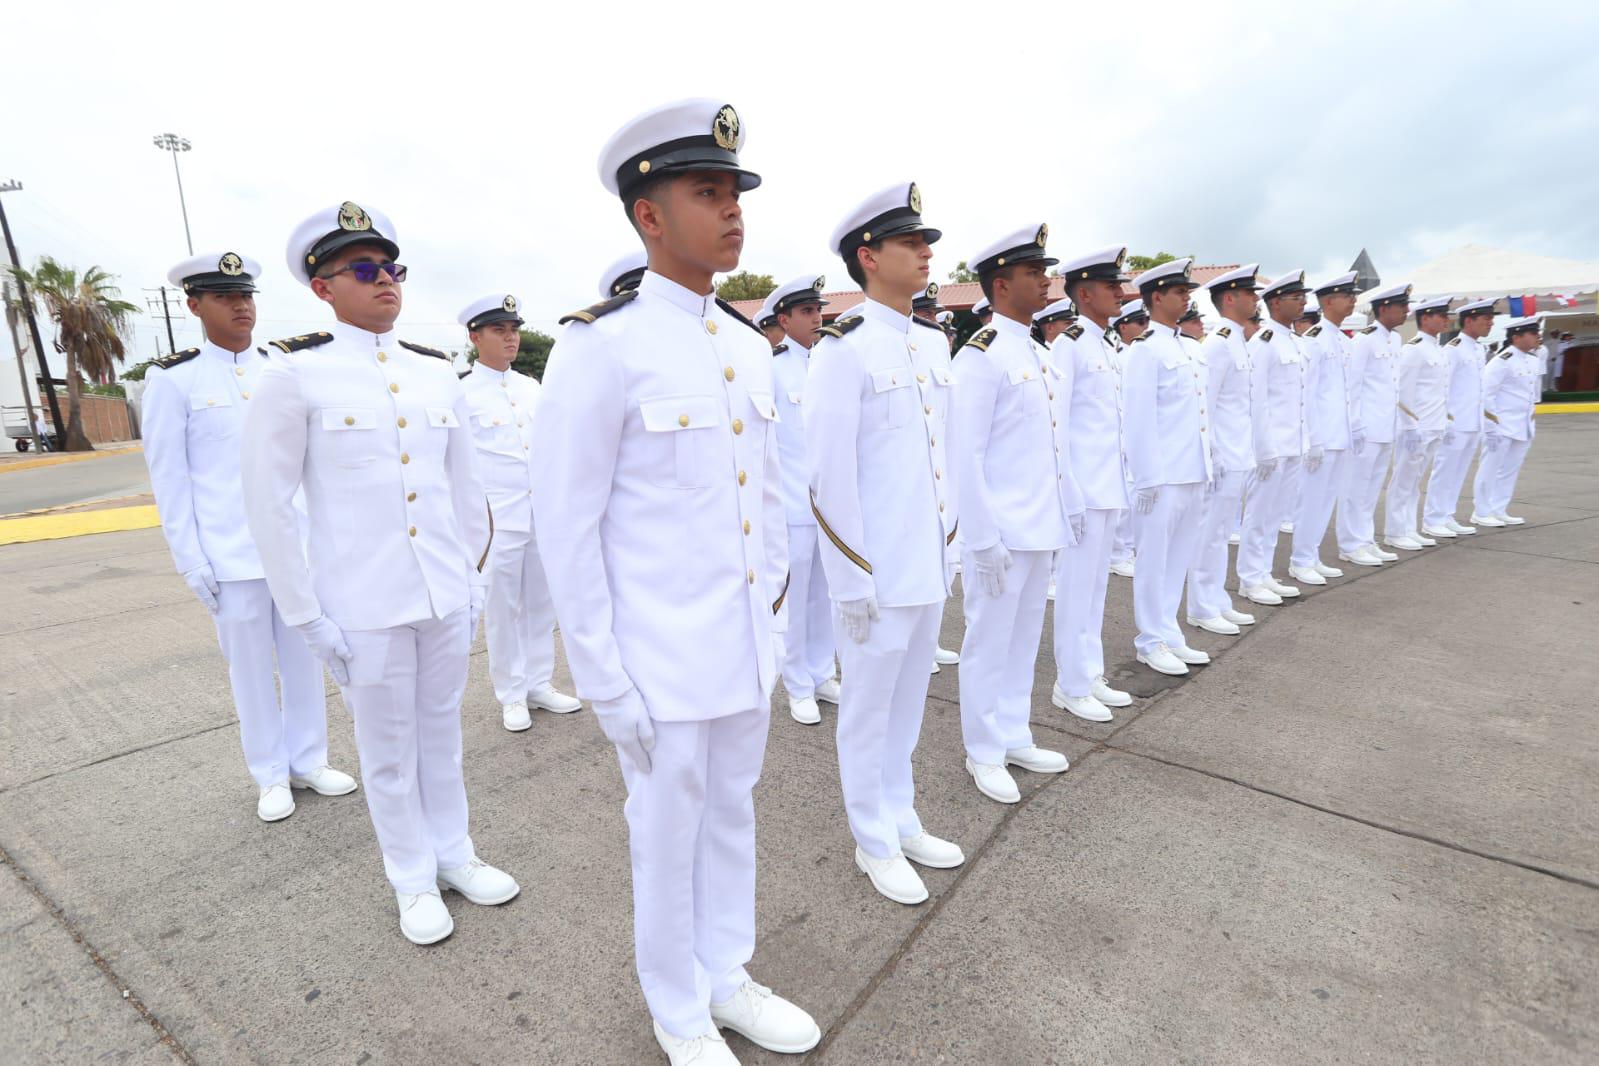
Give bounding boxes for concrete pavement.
[2,418,1596,1064]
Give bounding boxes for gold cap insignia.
[926,281,939,299]
[338,201,372,232]
[712,105,741,151]
[1115,249,1127,269]
[218,252,244,276]
[1036,224,1048,247]
[813,275,826,292]
[503,295,518,313]
[908,183,922,214]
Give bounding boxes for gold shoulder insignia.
[1305,324,1322,337]
[266,332,333,354]
[153,347,201,369]
[1216,326,1233,339]
[1064,322,1085,340]
[1134,328,1154,342]
[965,327,998,352]
[1406,334,1424,345]
[559,289,638,325]
[1258,328,1274,342]
[816,315,865,341]
[1446,336,1461,346]
[1359,325,1378,334]
[772,342,789,356]
[715,297,764,336]
[400,340,450,361]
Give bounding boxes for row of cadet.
[134,97,1546,1066]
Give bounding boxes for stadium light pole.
[152,133,195,255]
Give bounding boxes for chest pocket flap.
[322,407,376,430]
[1161,349,1189,371]
[933,366,956,387]
[787,389,804,406]
[870,368,912,394]
[426,406,461,429]
[748,390,778,422]
[190,393,233,411]
[1005,364,1040,386]
[640,394,721,432]
[475,411,510,428]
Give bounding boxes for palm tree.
[8,257,140,451]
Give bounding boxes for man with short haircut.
[768,274,842,725]
[1178,302,1205,342]
[1034,297,1076,346]
[1384,295,1454,551]
[529,100,818,1064]
[1472,317,1543,528]
[1112,298,1148,347]
[144,251,355,823]
[756,290,785,348]
[1286,272,1359,586]
[1337,283,1411,566]
[1122,259,1214,676]
[1106,298,1148,578]
[952,225,1078,804]
[809,182,964,907]
[457,292,581,732]
[1422,298,1495,538]
[243,203,514,946]
[913,283,962,674]
[1294,308,1321,335]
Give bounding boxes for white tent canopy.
[1369,243,1599,307]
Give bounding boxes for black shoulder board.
[559,289,637,325]
[1305,324,1322,337]
[267,332,333,354]
[911,315,944,332]
[257,346,269,358]
[1216,326,1233,339]
[1064,323,1085,340]
[1499,350,1513,360]
[1359,325,1377,334]
[772,342,789,355]
[1446,336,1461,346]
[715,297,764,336]
[153,347,200,369]
[400,340,450,361]
[1134,328,1154,343]
[816,315,865,341]
[1258,328,1274,342]
[964,327,998,352]
[1406,334,1423,345]
[458,369,471,379]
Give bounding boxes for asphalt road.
[3,417,1596,1064]
[0,451,152,514]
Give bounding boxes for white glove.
[1135,488,1158,515]
[593,687,656,777]
[468,585,486,637]
[971,542,1012,597]
[295,615,352,686]
[1068,512,1085,545]
[1305,446,1324,474]
[836,596,880,644]
[1255,459,1277,482]
[183,564,220,614]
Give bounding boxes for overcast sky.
[3,0,1596,362]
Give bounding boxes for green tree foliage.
[1126,251,1186,273]
[715,272,776,301]
[947,261,979,283]
[514,329,556,380]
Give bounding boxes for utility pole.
[152,133,195,255]
[0,180,67,444]
[144,286,184,355]
[3,280,43,453]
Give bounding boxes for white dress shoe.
[814,677,841,704]
[1264,576,1301,598]
[502,700,532,732]
[1227,532,1241,545]
[788,695,821,726]
[965,757,1022,803]
[1006,745,1069,773]
[1313,561,1344,578]
[855,847,928,904]
[1470,512,1505,527]
[1047,580,1056,600]
[934,646,960,665]
[929,661,940,675]
[1338,548,1382,566]
[529,686,582,713]
[1170,645,1210,666]
[1279,520,1295,534]
[1415,533,1438,546]
[397,888,454,945]
[1092,675,1134,706]
[1241,583,1283,606]
[1385,535,1425,551]
[1187,614,1241,635]
[1501,513,1525,525]
[1221,608,1256,626]
[1286,565,1326,586]
[437,856,520,905]
[1421,525,1458,539]
[900,831,965,869]
[1448,520,1477,535]
[711,980,821,1055]
[289,765,357,796]
[1108,558,1135,578]
[1055,689,1114,722]
[1136,643,1189,676]
[1371,544,1399,561]
[653,1022,739,1066]
[257,782,295,822]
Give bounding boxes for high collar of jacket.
[863,298,912,334]
[639,269,716,318]
[330,320,397,349]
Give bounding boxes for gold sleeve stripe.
[477,499,494,573]
[1484,410,1501,424]
[946,520,959,546]
[810,493,872,574]
[1397,401,1418,420]
[772,570,790,615]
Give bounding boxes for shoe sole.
[529,702,582,714]
[403,920,455,946]
[503,720,533,732]
[438,881,521,906]
[814,691,840,705]
[1339,556,1382,566]
[789,713,821,726]
[1095,692,1135,706]
[1385,543,1425,551]
[1243,595,1283,606]
[1185,618,1241,635]
[1005,756,1070,774]
[258,805,295,823]
[854,853,929,904]
[1053,695,1115,722]
[1171,657,1210,667]
[1137,656,1188,676]
[713,1018,822,1055]
[1287,575,1326,587]
[901,848,966,870]
[288,779,358,797]
[967,770,1021,804]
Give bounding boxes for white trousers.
[1337,441,1394,552]
[781,524,837,699]
[1132,481,1204,655]
[483,524,557,705]
[619,705,768,1042]
[340,608,474,893]
[1053,509,1119,697]
[1110,506,1135,564]
[1385,437,1441,541]
[1473,436,1532,517]
[835,601,940,859]
[1291,449,1349,568]
[213,578,328,788]
[1186,470,1248,621]
[959,547,1051,764]
[1237,457,1301,587]
[1280,459,1303,528]
[1424,431,1481,527]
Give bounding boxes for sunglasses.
[322,261,408,284]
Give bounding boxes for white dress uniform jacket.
[1199,324,1253,474]
[1397,332,1450,439]
[241,323,492,631]
[771,338,815,528]
[951,314,1078,553]
[1048,319,1128,508]
[461,362,541,532]
[1121,323,1214,490]
[527,272,787,723]
[806,300,956,607]
[1245,323,1309,463]
[1444,335,1486,433]
[1348,322,1403,445]
[1483,349,1540,442]
[1301,322,1353,452]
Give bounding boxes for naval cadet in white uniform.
[1106,298,1148,578]
[1286,272,1360,586]
[1422,298,1495,538]
[456,292,582,731]
[1047,247,1138,723]
[1336,282,1411,566]
[1472,317,1543,528]
[808,182,965,908]
[1185,264,1262,637]
[913,282,963,675]
[242,203,517,947]
[143,252,356,823]
[527,101,819,1066]
[1384,294,1454,551]
[767,274,842,725]
[952,225,1077,803]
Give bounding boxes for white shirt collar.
[863,298,911,333]
[781,333,812,353]
[992,312,1031,338]
[201,339,255,363]
[470,361,510,381]
[639,269,715,318]
[330,320,397,348]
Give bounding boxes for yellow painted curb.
[0,504,161,545]
[0,444,143,475]
[1535,402,1599,415]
